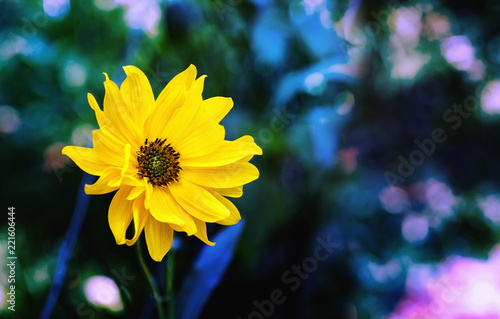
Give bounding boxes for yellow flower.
[62,65,262,261]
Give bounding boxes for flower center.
[137,138,181,188]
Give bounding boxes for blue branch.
[40,172,96,319]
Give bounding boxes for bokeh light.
[402,214,429,243]
[441,36,475,70]
[70,124,94,147]
[389,247,500,319]
[389,6,422,47]
[478,194,500,224]
[43,0,71,19]
[115,0,162,36]
[441,35,485,80]
[379,185,409,214]
[423,11,451,40]
[481,80,500,115]
[84,276,123,312]
[63,61,87,88]
[0,106,21,134]
[424,179,459,218]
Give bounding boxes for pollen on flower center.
[137,138,182,188]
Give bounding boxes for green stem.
[167,248,175,319]
[136,237,165,319]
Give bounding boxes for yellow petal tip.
[256,146,263,155]
[61,145,69,155]
[83,184,91,194]
[122,65,142,75]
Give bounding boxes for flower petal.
[62,145,108,176]
[102,73,143,147]
[127,186,145,200]
[144,83,185,139]
[92,128,126,167]
[125,194,149,246]
[207,190,241,226]
[144,178,153,209]
[203,96,233,123]
[175,119,225,159]
[145,217,173,262]
[168,217,197,236]
[212,185,243,198]
[88,93,108,128]
[191,75,206,96]
[120,175,144,187]
[167,64,197,90]
[169,179,230,222]
[108,143,132,187]
[192,217,215,246]
[84,166,120,194]
[161,92,203,146]
[149,64,197,121]
[108,187,134,245]
[181,135,262,167]
[149,187,190,226]
[182,162,259,189]
[121,65,155,121]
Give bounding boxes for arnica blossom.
[62,65,262,261]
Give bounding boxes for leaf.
[176,220,245,319]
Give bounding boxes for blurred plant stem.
[40,173,96,319]
[136,237,165,319]
[167,249,175,319]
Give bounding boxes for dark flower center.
[137,138,181,188]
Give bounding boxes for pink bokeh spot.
[114,0,161,36]
[84,276,123,312]
[379,185,409,214]
[440,35,484,79]
[478,194,500,223]
[424,179,458,217]
[389,247,500,319]
[441,36,475,69]
[401,214,429,243]
[481,81,500,115]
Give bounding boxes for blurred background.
[2,0,500,318]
